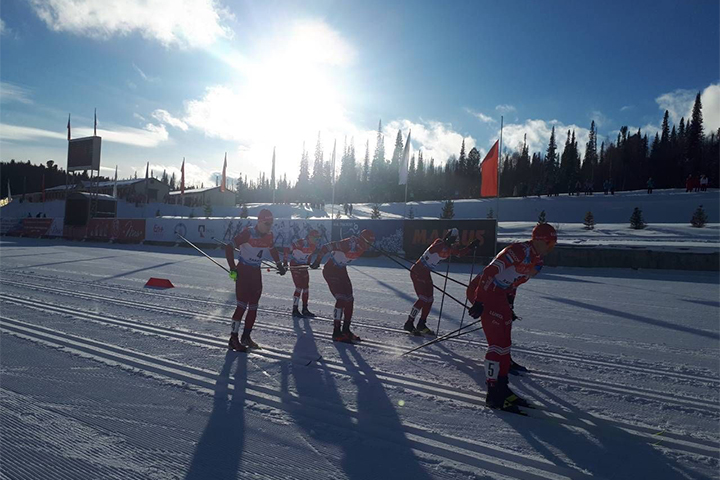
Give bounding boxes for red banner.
[480,140,499,198]
[64,219,145,242]
[20,218,54,237]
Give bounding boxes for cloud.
[465,108,496,124]
[385,119,475,163]
[0,19,6,35]
[1,82,34,104]
[133,63,159,83]
[28,0,233,48]
[699,84,720,132]
[589,110,608,128]
[148,161,214,188]
[500,119,592,158]
[0,121,169,148]
[286,20,356,67]
[152,109,188,131]
[495,104,516,114]
[0,124,65,141]
[653,82,719,134]
[620,105,634,112]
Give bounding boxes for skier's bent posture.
[468,223,557,412]
[284,229,321,318]
[405,228,479,335]
[225,209,286,351]
[311,229,375,343]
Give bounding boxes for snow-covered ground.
[1,237,718,479]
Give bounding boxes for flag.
[67,114,71,141]
[180,158,185,196]
[112,165,118,198]
[145,161,149,203]
[41,174,45,203]
[271,147,276,190]
[7,180,11,201]
[399,130,411,185]
[330,140,337,184]
[480,140,499,198]
[94,108,97,136]
[220,153,227,192]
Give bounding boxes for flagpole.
[496,116,503,255]
[330,139,337,232]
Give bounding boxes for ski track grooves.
[2,276,718,414]
[1,294,718,459]
[1,315,595,480]
[3,271,717,387]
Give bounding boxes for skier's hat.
[307,229,320,242]
[532,223,557,247]
[444,227,459,243]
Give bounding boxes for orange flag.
[220,153,227,192]
[480,140,499,198]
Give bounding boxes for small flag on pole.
[7,180,11,201]
[67,114,71,141]
[145,162,149,203]
[94,108,97,136]
[480,140,499,198]
[220,153,227,192]
[180,158,185,196]
[399,130,411,185]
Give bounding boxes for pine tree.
[240,203,249,218]
[486,208,494,219]
[545,126,558,189]
[688,92,704,174]
[298,143,310,188]
[407,206,415,219]
[691,205,707,228]
[583,211,595,230]
[204,203,212,217]
[630,207,646,229]
[370,120,385,201]
[371,203,381,219]
[538,210,547,224]
[312,131,325,192]
[440,199,455,219]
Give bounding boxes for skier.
[467,223,557,413]
[225,208,286,351]
[284,229,321,318]
[404,228,479,335]
[310,229,375,343]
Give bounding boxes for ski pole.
[435,255,451,336]
[177,233,229,273]
[366,242,468,309]
[212,237,309,272]
[458,246,477,330]
[377,246,469,288]
[401,318,482,356]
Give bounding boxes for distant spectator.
[349,204,353,216]
[646,177,654,194]
[603,179,609,195]
[686,174,694,192]
[567,181,574,196]
[609,180,615,195]
[584,180,593,195]
[700,174,709,192]
[35,212,42,218]
[694,175,701,192]
[574,180,582,196]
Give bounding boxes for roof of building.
[168,186,234,196]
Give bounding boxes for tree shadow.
[184,351,247,480]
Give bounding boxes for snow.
[1,237,718,479]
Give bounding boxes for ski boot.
[509,358,529,376]
[415,322,436,336]
[499,376,531,408]
[485,381,524,414]
[403,318,418,334]
[292,306,304,317]
[301,306,316,318]
[228,333,248,352]
[240,331,260,349]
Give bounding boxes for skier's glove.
[468,239,480,250]
[228,269,237,282]
[468,301,484,319]
[276,262,287,276]
[310,261,321,270]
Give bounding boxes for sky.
[1,0,718,188]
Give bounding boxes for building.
[25,178,171,204]
[167,186,236,207]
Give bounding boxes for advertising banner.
[403,219,497,258]
[331,219,404,254]
[64,219,145,242]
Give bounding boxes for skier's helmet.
[258,209,274,226]
[532,223,557,248]
[444,227,460,244]
[359,229,375,245]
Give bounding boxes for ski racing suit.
[227,226,280,331]
[470,241,543,385]
[317,236,369,328]
[409,239,472,325]
[284,238,317,308]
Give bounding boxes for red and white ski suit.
[284,237,317,307]
[317,236,369,324]
[410,239,471,323]
[226,226,280,330]
[469,241,543,382]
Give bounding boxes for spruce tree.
[407,206,415,219]
[371,203,381,219]
[487,208,494,219]
[545,126,558,189]
[691,205,707,228]
[538,210,547,224]
[240,203,249,218]
[688,92,704,174]
[204,203,212,218]
[630,207,646,229]
[441,199,455,219]
[583,211,595,230]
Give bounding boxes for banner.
[480,140,499,198]
[403,219,496,258]
[331,219,404,254]
[64,219,145,242]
